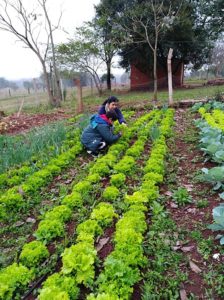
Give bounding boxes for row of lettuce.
[0,109,162,299]
[0,108,174,299]
[38,109,174,300]
[194,101,224,245]
[0,112,133,222]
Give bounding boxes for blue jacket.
[81,114,121,152]
[98,105,126,124]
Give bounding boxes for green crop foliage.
[110,173,126,188]
[39,273,79,300]
[0,263,34,300]
[34,219,65,243]
[0,121,68,173]
[19,241,49,268]
[90,202,118,227]
[172,187,192,206]
[103,186,120,201]
[61,242,97,287]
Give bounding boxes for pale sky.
[0,0,101,80]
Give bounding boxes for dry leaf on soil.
[96,237,110,251]
[180,288,188,300]
[189,260,202,273]
[181,245,194,252]
[165,191,173,197]
[170,202,178,208]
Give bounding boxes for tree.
[109,0,185,101]
[94,0,121,90]
[23,81,33,94]
[57,25,104,96]
[0,0,62,107]
[0,77,18,90]
[99,0,223,101]
[210,39,224,77]
[101,73,115,83]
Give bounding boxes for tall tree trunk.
[153,48,158,102]
[106,60,111,90]
[42,61,55,106]
[91,72,102,96]
[42,0,62,107]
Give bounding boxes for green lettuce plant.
[114,156,135,174]
[90,202,118,227]
[44,205,72,223]
[97,257,140,299]
[76,219,103,237]
[39,273,79,300]
[72,180,92,194]
[87,293,119,300]
[34,219,64,243]
[61,191,83,208]
[89,163,110,176]
[61,242,97,287]
[103,186,120,201]
[110,173,126,187]
[86,173,101,183]
[19,241,49,268]
[0,263,34,300]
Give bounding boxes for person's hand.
[121,122,127,126]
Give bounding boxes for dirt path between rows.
[161,108,223,299]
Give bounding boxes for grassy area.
[0,84,224,115]
[83,85,224,107]
[184,78,208,84]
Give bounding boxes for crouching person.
[81,110,121,156]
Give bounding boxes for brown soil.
[0,110,72,135]
[158,108,222,299]
[97,226,115,261]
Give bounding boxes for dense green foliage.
[95,0,223,72]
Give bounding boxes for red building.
[130,60,184,91]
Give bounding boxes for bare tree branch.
[0,0,63,106]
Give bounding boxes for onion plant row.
[0,120,69,173]
[0,115,85,191]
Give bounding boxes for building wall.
[130,61,183,91]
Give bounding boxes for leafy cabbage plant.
[207,204,224,245]
[201,167,224,190]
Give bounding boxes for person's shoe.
[98,141,106,150]
[87,150,98,157]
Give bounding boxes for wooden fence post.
[167,48,173,106]
[74,78,84,114]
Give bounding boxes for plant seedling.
[172,187,192,206]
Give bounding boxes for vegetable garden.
[0,102,224,299]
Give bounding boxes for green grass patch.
[0,120,68,172]
[1,84,224,114]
